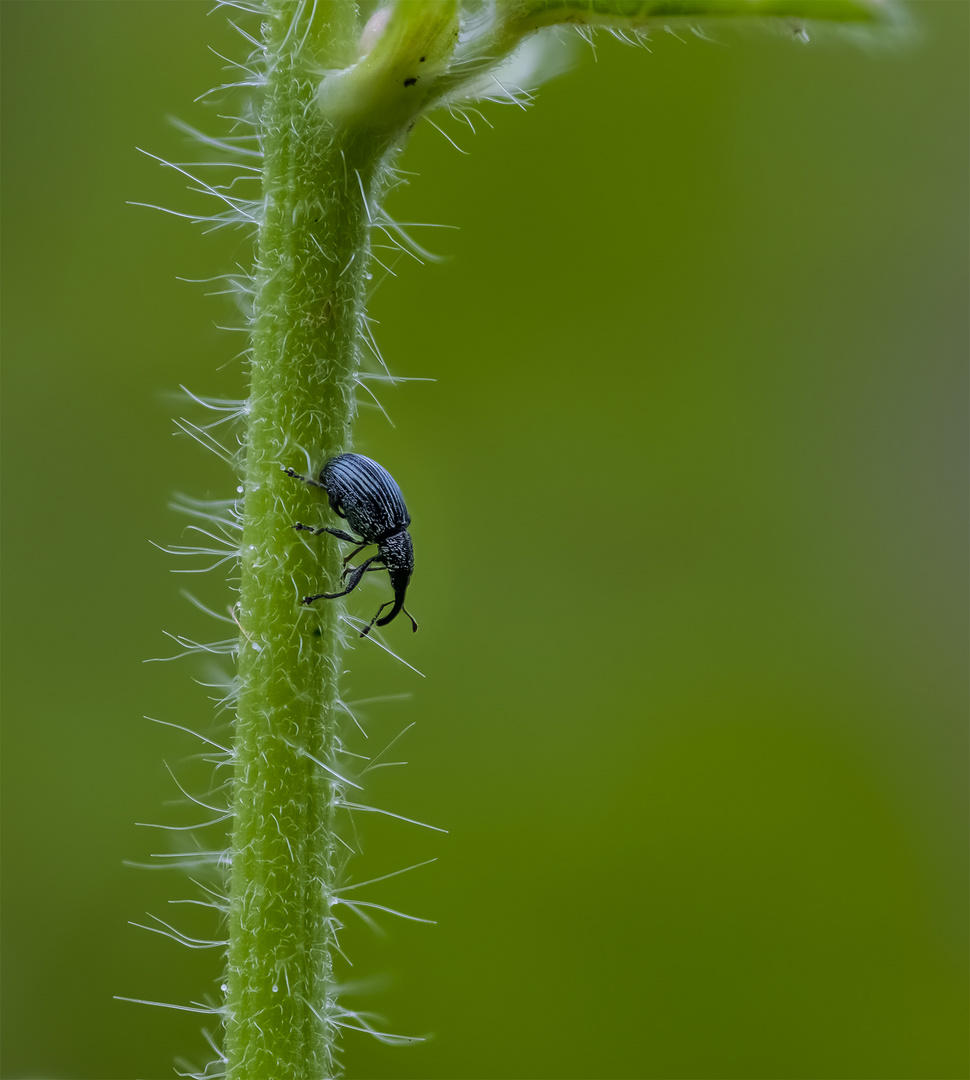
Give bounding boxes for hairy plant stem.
[217,0,896,1075]
[225,4,381,1077]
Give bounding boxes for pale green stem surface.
[226,4,367,1078]
[225,1,459,1074]
[431,0,897,100]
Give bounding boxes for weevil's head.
[376,530,413,627]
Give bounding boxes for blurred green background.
[2,2,967,1078]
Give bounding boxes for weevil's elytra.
[284,453,417,638]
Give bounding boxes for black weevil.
[284,453,417,637]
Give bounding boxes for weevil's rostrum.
[284,453,417,637]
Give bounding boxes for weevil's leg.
[282,465,327,490]
[301,556,378,606]
[402,606,418,633]
[303,558,374,605]
[360,599,396,638]
[293,523,360,544]
[341,543,371,568]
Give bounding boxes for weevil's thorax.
[378,529,413,577]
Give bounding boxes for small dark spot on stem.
[403,76,417,87]
[419,56,426,62]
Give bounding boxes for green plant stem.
[225,4,371,1077]
[221,2,463,1074]
[219,1,897,1075]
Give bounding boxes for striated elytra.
[284,453,417,637]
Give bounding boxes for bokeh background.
[2,3,967,1078]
